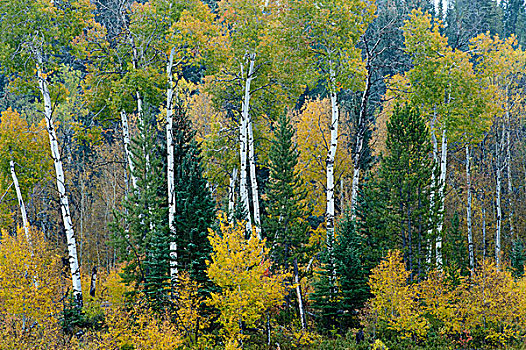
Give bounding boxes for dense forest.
[1,0,526,349]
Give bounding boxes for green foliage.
[285,0,376,93]
[172,103,216,293]
[263,113,310,269]
[511,239,526,278]
[0,109,51,227]
[443,212,469,279]
[311,211,374,332]
[368,104,440,279]
[112,107,170,308]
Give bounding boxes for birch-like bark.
[466,144,474,271]
[496,127,504,268]
[36,52,83,307]
[247,113,262,238]
[240,57,253,233]
[294,258,307,330]
[228,167,238,223]
[436,128,447,267]
[326,67,339,258]
[242,53,261,238]
[350,58,371,217]
[427,111,438,266]
[505,108,515,241]
[166,47,178,281]
[10,160,30,242]
[120,111,137,190]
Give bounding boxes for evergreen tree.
[511,238,526,278]
[172,103,216,292]
[112,107,170,307]
[443,212,469,279]
[502,0,526,45]
[311,210,376,332]
[444,0,503,50]
[371,104,440,279]
[263,113,310,269]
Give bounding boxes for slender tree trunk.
[10,160,30,242]
[436,129,447,267]
[326,67,339,293]
[496,127,504,268]
[427,110,438,266]
[89,266,97,297]
[247,113,261,238]
[228,167,238,223]
[294,258,307,330]
[326,67,339,258]
[166,47,178,281]
[240,57,254,233]
[505,109,515,241]
[350,59,371,217]
[120,111,137,190]
[466,144,474,271]
[242,53,262,238]
[482,200,487,260]
[36,52,83,307]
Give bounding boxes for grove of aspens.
[1,0,526,349]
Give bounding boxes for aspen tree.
[471,34,526,267]
[286,0,375,256]
[0,0,93,308]
[395,10,492,267]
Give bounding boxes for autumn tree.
[0,109,51,231]
[0,227,63,349]
[285,0,375,263]
[207,215,289,348]
[0,0,94,307]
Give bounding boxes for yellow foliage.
[368,252,526,347]
[98,265,134,308]
[0,227,64,349]
[0,108,51,228]
[90,303,183,350]
[206,214,290,347]
[368,250,428,340]
[294,98,353,216]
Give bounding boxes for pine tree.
[263,113,310,269]
[502,0,526,45]
[511,238,526,278]
[443,212,469,279]
[112,107,170,307]
[172,103,216,292]
[372,104,440,279]
[310,210,376,332]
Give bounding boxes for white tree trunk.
[427,111,438,266]
[228,167,238,223]
[436,128,447,268]
[466,144,474,271]
[241,54,262,238]
[247,113,262,238]
[350,61,371,217]
[166,47,178,281]
[240,57,254,233]
[496,128,504,268]
[326,68,339,255]
[506,109,515,241]
[120,111,137,190]
[294,258,307,330]
[36,53,83,307]
[10,160,30,242]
